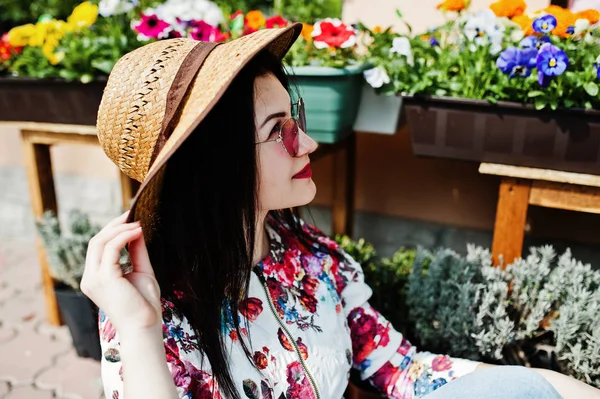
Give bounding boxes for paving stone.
[0,255,41,295]
[0,326,16,343]
[37,324,72,345]
[36,349,102,399]
[0,328,70,386]
[3,385,53,399]
[0,292,45,329]
[0,381,9,396]
[0,284,18,307]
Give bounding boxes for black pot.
[54,287,102,361]
[0,77,107,125]
[403,95,600,175]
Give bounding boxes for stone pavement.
[0,238,104,399]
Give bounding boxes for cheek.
[257,147,294,205]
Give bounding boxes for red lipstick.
[293,163,312,179]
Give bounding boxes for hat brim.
[126,23,303,239]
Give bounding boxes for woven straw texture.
[95,24,302,241]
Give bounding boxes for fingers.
[106,210,131,228]
[86,222,140,271]
[99,227,143,279]
[129,232,154,277]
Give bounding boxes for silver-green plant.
[35,209,101,291]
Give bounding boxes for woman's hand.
[81,211,162,337]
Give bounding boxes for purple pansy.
[497,46,538,78]
[536,43,568,86]
[519,35,550,50]
[533,14,557,34]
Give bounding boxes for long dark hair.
[146,50,315,398]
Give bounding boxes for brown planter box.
[0,77,107,125]
[403,95,600,175]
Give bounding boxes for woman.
[83,24,600,399]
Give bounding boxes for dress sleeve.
[98,299,221,399]
[328,244,481,399]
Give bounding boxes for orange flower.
[577,9,600,24]
[512,14,534,36]
[245,10,265,30]
[490,0,526,18]
[436,0,468,12]
[543,6,576,38]
[373,25,382,34]
[301,23,313,41]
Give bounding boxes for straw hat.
[96,23,302,241]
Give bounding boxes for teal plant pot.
[286,64,368,144]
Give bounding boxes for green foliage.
[0,0,86,29]
[336,234,600,387]
[35,210,101,290]
[273,0,342,24]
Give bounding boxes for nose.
[297,128,318,156]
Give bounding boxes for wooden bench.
[11,122,355,326]
[480,162,600,266]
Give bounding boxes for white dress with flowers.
[99,218,480,398]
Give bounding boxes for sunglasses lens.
[282,118,299,156]
[298,99,306,133]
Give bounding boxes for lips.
[292,163,312,179]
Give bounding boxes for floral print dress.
[99,218,480,399]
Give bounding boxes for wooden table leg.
[21,138,62,326]
[491,177,531,267]
[331,132,356,237]
[119,173,140,211]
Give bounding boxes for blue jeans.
[425,366,563,399]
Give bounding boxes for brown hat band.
[150,41,222,167]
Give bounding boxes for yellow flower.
[542,5,577,38]
[490,0,526,18]
[245,10,265,30]
[373,25,382,34]
[436,0,469,12]
[7,24,36,47]
[28,22,50,47]
[42,42,64,65]
[68,2,98,30]
[301,23,313,41]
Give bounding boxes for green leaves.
[584,81,599,97]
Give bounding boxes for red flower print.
[397,337,413,357]
[229,330,238,341]
[335,303,342,313]
[239,297,263,321]
[369,361,402,392]
[432,355,453,372]
[112,390,119,399]
[185,361,222,399]
[253,351,268,369]
[286,362,316,399]
[164,337,180,363]
[266,15,288,28]
[101,320,116,342]
[301,275,319,297]
[299,290,318,313]
[297,337,308,360]
[278,328,294,352]
[348,308,390,364]
[262,346,270,354]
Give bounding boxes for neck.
[253,210,269,266]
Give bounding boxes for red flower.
[253,351,269,369]
[277,328,294,352]
[230,10,243,20]
[239,297,263,321]
[101,320,116,342]
[266,15,288,28]
[229,330,238,341]
[301,275,319,297]
[0,33,21,61]
[133,13,171,40]
[189,20,227,42]
[312,18,356,49]
[286,362,316,398]
[297,337,308,360]
[299,290,318,313]
[432,355,453,372]
[348,308,379,364]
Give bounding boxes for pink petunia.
[133,13,171,40]
[432,355,453,372]
[189,20,227,42]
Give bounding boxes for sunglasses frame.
[256,98,306,158]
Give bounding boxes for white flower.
[390,36,414,66]
[364,67,390,89]
[463,9,505,54]
[99,0,136,17]
[154,0,223,25]
[574,18,590,36]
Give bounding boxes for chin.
[291,179,317,207]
